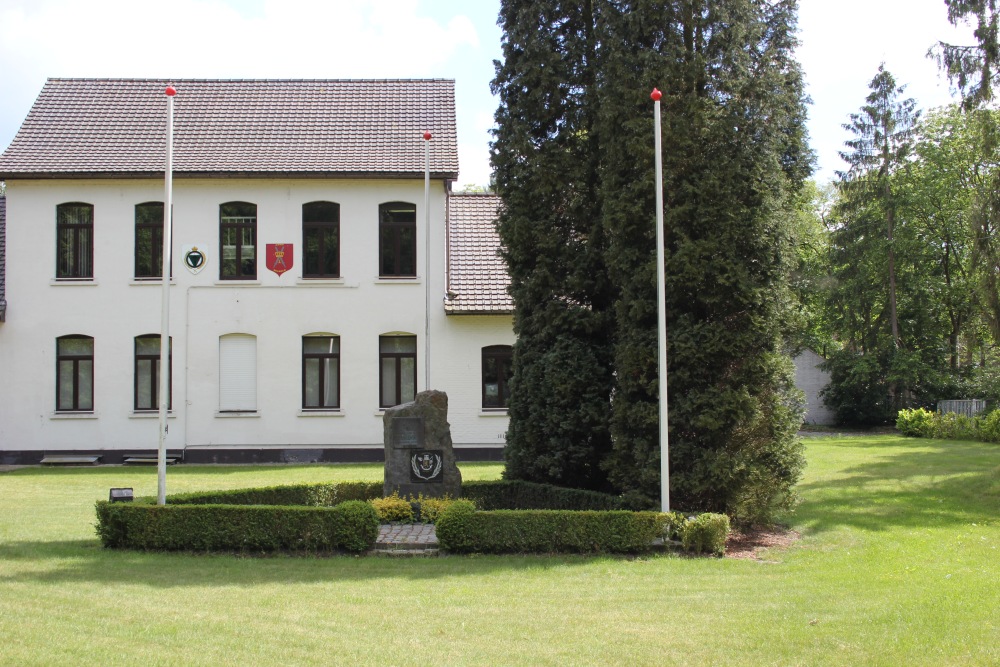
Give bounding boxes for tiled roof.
[445,193,512,315]
[0,195,5,321]
[0,78,458,179]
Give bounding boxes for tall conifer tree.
[598,0,809,521]
[491,0,810,519]
[491,0,615,490]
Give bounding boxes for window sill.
[374,277,422,285]
[295,278,358,288]
[129,411,175,419]
[50,279,98,286]
[213,280,262,286]
[215,411,260,418]
[297,410,345,418]
[129,279,176,286]
[50,411,98,420]
[479,410,510,417]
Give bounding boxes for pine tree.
[490,0,615,490]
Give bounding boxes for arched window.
[220,202,257,279]
[302,333,340,409]
[303,202,340,278]
[482,345,513,409]
[134,334,171,411]
[134,202,166,279]
[56,203,93,279]
[378,202,416,277]
[56,335,94,411]
[379,334,416,407]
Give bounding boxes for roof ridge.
[45,77,457,84]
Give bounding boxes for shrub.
[167,481,382,507]
[660,511,687,541]
[435,503,668,554]
[975,410,1000,443]
[434,500,477,551]
[932,411,976,440]
[461,479,623,511]
[95,499,378,553]
[896,408,935,437]
[331,501,380,551]
[409,494,460,523]
[369,492,414,523]
[680,513,731,557]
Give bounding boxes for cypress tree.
[600,0,810,521]
[490,0,615,490]
[491,0,810,520]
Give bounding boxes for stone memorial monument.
[383,390,462,499]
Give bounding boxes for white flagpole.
[652,87,670,513]
[423,131,432,391]
[157,85,176,506]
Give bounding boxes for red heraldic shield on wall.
[266,244,293,276]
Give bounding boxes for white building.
[0,79,513,464]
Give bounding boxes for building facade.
[0,79,513,464]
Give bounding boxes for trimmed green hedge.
[166,481,383,507]
[95,499,379,553]
[435,500,667,554]
[460,479,624,511]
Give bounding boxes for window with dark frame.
[134,335,171,411]
[56,335,94,411]
[482,345,513,410]
[303,202,340,278]
[302,335,340,409]
[378,202,416,278]
[134,202,166,279]
[56,203,93,279]
[220,202,257,280]
[379,335,417,408]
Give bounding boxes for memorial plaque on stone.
[383,390,462,499]
[392,418,425,448]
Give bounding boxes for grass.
[1,438,998,665]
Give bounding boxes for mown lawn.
[0,437,997,666]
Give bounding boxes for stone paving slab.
[377,523,438,547]
[373,523,439,557]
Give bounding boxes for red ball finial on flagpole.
[423,131,432,141]
[650,87,662,102]
[165,86,177,97]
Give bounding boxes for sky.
[0,0,977,187]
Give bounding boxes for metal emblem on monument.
[410,451,443,482]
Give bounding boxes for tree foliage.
[491,0,614,490]
[492,0,809,521]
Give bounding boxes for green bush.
[680,513,731,557]
[975,410,1000,443]
[331,501,381,552]
[435,503,668,554]
[660,511,687,541]
[434,500,477,551]
[167,481,382,507]
[409,494,460,523]
[461,479,623,511]
[896,408,935,437]
[95,499,378,553]
[369,492,415,523]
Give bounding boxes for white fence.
[936,399,987,418]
